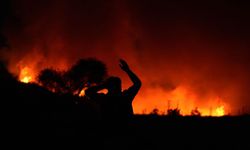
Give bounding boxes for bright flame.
[79,87,88,97]
[21,76,32,83]
[97,89,108,94]
[134,86,229,116]
[19,67,34,83]
[213,106,225,116]
[79,88,108,97]
[16,64,230,116]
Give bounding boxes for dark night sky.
[1,0,250,114]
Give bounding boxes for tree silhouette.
[37,58,107,95]
[37,68,66,93]
[65,58,107,94]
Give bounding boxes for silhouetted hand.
[119,59,130,72]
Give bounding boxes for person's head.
[105,76,122,94]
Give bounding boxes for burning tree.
[65,58,107,94]
[38,58,107,95]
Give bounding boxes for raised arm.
[119,59,142,90]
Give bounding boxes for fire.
[21,76,32,83]
[79,87,88,97]
[213,106,225,116]
[16,64,229,116]
[19,67,34,83]
[79,88,108,97]
[134,86,229,116]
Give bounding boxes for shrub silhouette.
[167,108,181,117]
[150,108,159,115]
[191,107,201,116]
[37,68,66,93]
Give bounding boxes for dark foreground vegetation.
[1,62,250,149]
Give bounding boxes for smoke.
[2,0,250,114]
[128,0,250,114]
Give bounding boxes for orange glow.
[4,0,250,119]
[133,86,229,116]
[19,67,34,83]
[97,89,108,94]
[213,106,225,117]
[79,87,88,97]
[15,62,230,116]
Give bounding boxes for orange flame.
[134,86,229,116]
[19,67,34,83]
[79,87,88,97]
[16,64,229,116]
[213,105,225,116]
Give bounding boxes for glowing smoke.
[2,0,250,115]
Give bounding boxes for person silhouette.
[85,59,141,122]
